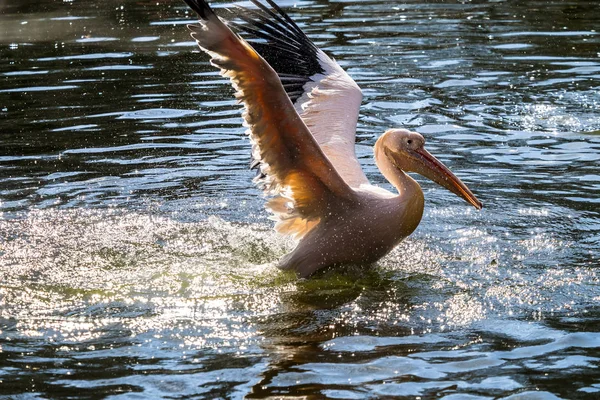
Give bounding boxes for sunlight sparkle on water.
[1,0,600,397]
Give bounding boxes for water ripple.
[1,0,599,398]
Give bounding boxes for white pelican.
[183,0,482,277]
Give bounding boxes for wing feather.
[230,0,369,188]
[183,0,357,238]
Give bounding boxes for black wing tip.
[230,0,325,90]
[182,0,214,20]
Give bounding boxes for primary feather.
[183,0,358,239]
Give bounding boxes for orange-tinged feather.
[186,4,357,238]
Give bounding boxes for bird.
[182,0,482,278]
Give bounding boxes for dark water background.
[1,0,600,398]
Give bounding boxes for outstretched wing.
[183,0,357,238]
[228,0,369,188]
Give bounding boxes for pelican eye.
[407,139,413,145]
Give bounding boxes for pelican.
[183,0,482,277]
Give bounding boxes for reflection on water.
[1,0,599,398]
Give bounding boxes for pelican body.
[183,0,482,277]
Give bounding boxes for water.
[1,0,599,398]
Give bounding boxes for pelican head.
[377,129,482,209]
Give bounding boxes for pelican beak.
[411,147,482,210]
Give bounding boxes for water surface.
[1,0,600,398]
